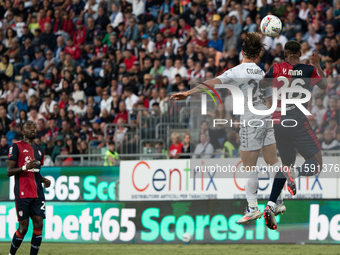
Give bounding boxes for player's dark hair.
[284,41,301,54]
[242,32,264,60]
[21,120,36,131]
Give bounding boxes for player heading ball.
[171,32,286,225]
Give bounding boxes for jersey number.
[41,201,45,211]
[277,76,306,99]
[248,79,264,102]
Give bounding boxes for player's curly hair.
[242,32,264,60]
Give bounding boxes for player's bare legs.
[30,215,44,255]
[236,149,262,224]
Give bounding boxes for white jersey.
[216,62,272,122]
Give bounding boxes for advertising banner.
[1,200,340,244]
[0,166,119,201]
[119,158,338,201]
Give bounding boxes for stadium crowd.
[0,0,340,164]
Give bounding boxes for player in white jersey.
[170,33,285,224]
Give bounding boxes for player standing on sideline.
[7,120,50,255]
[260,41,327,230]
[170,33,285,224]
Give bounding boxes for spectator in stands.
[222,130,240,158]
[58,147,74,166]
[20,49,45,81]
[28,108,43,124]
[272,0,286,18]
[169,133,183,159]
[84,17,97,45]
[322,129,340,150]
[82,105,97,124]
[124,86,139,113]
[13,93,27,119]
[37,119,48,139]
[110,3,123,28]
[193,133,214,159]
[0,136,9,156]
[42,49,58,80]
[180,133,191,158]
[113,101,128,124]
[113,118,128,149]
[0,55,13,83]
[208,30,223,52]
[39,23,56,51]
[6,122,17,146]
[312,97,327,127]
[104,141,119,166]
[124,17,139,42]
[322,97,337,128]
[78,140,89,155]
[95,6,110,31]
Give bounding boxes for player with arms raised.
[7,120,51,255]
[170,32,285,224]
[261,41,327,229]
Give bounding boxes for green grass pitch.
[1,243,340,255]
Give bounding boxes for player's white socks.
[267,201,276,211]
[277,192,283,204]
[245,170,259,210]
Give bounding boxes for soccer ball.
[260,15,282,37]
[182,233,191,244]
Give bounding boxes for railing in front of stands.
[1,151,340,167]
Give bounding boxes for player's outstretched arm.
[7,159,40,177]
[169,78,222,100]
[311,52,328,90]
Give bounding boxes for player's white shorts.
[239,119,275,151]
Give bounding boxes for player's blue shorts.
[274,111,321,166]
[15,198,46,221]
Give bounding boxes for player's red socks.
[9,230,26,255]
[30,229,43,255]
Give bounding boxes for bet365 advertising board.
[119,158,339,201]
[1,200,340,244]
[0,166,119,201]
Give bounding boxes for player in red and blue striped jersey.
[260,41,328,230]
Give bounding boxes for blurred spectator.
[321,97,337,128]
[222,130,240,158]
[180,133,191,158]
[312,97,327,127]
[124,87,138,113]
[104,141,119,166]
[113,101,128,124]
[0,136,9,156]
[169,133,183,159]
[0,55,13,82]
[0,108,12,134]
[193,133,214,159]
[322,129,340,150]
[6,122,17,146]
[58,147,74,166]
[37,118,48,139]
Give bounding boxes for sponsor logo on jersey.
[24,156,33,165]
[38,150,41,156]
[23,149,28,152]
